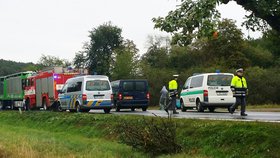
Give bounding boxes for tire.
[75,102,82,113]
[131,108,135,111]
[116,105,120,112]
[142,107,147,111]
[24,99,30,111]
[57,102,63,112]
[196,99,204,112]
[104,108,111,114]
[208,107,215,112]
[0,101,3,110]
[181,100,187,112]
[83,109,90,113]
[42,98,48,111]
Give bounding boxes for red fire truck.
[24,67,86,110]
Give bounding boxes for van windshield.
[86,80,110,91]
[207,75,233,86]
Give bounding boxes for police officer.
[229,68,248,116]
[166,74,179,114]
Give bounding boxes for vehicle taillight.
[146,93,150,100]
[203,90,208,97]
[82,94,87,101]
[118,93,122,100]
[111,94,113,100]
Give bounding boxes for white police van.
[180,73,235,112]
[57,75,113,113]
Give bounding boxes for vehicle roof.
[67,75,109,82]
[111,79,148,82]
[190,73,233,77]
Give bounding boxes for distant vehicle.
[0,71,35,110]
[57,75,113,113]
[23,67,82,110]
[180,73,235,112]
[111,79,150,112]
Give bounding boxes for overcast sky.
[0,0,261,64]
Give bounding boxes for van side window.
[183,79,191,89]
[67,82,82,92]
[61,84,67,93]
[111,81,120,93]
[190,76,203,88]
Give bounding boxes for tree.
[153,0,280,46]
[141,35,170,68]
[37,54,70,68]
[111,40,139,80]
[87,22,123,76]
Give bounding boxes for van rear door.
[121,80,148,104]
[207,74,235,103]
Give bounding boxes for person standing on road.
[165,75,179,114]
[159,86,168,110]
[229,68,248,116]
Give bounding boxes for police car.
[57,75,113,113]
[180,73,235,112]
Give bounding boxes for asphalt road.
[90,109,280,123]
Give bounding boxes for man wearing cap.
[166,75,179,114]
[229,68,248,116]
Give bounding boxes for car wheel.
[76,103,82,113]
[57,102,63,112]
[208,107,215,112]
[104,108,111,114]
[142,107,147,111]
[116,105,120,112]
[181,100,187,112]
[83,109,90,113]
[196,99,204,112]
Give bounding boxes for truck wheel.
[0,101,3,110]
[142,107,147,111]
[208,107,215,112]
[104,108,111,114]
[24,100,30,111]
[42,99,48,111]
[196,99,204,112]
[181,100,187,112]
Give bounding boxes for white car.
[180,73,235,112]
[57,75,113,113]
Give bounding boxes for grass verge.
[0,111,279,158]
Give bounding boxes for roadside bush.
[115,117,182,156]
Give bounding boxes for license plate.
[124,96,133,100]
[94,96,104,99]
[217,92,227,96]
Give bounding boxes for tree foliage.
[87,22,123,76]
[111,40,139,80]
[153,0,280,46]
[37,54,70,68]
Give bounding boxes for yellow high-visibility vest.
[231,76,247,88]
[169,79,178,90]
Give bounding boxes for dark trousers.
[165,95,176,112]
[231,97,246,114]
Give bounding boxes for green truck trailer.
[0,71,34,109]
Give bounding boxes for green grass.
[0,111,279,158]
